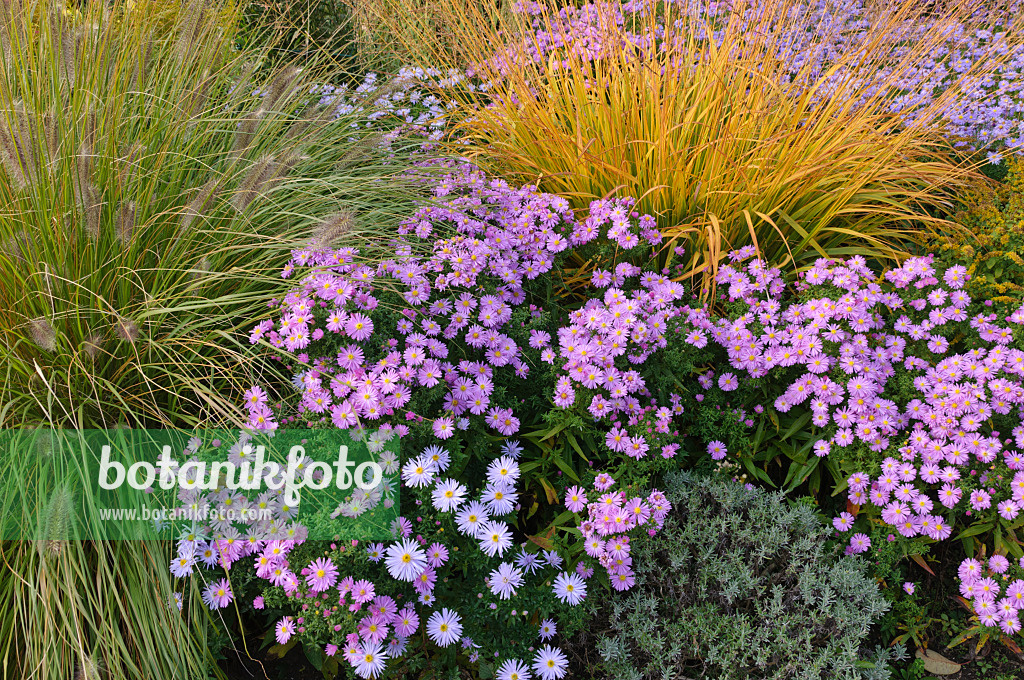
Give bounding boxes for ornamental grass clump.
[580,472,892,680]
[366,0,1023,287]
[0,1,423,679]
[0,0,421,430]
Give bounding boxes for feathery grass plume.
[0,123,27,188]
[182,71,214,121]
[28,317,56,352]
[262,64,302,112]
[117,142,145,190]
[125,31,154,92]
[113,316,139,344]
[192,255,211,274]
[275,151,303,178]
[73,140,92,204]
[82,185,102,240]
[78,108,98,156]
[311,210,355,248]
[57,23,80,86]
[41,110,59,170]
[188,255,212,283]
[11,101,38,184]
[33,427,55,458]
[174,0,207,65]
[79,331,102,361]
[231,109,264,157]
[0,102,34,189]
[332,132,383,171]
[38,485,73,558]
[0,229,27,261]
[73,135,102,239]
[178,179,219,234]
[115,201,135,243]
[232,154,279,212]
[74,654,104,680]
[0,13,10,67]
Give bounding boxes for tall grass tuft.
[368,0,1007,289]
[0,539,221,680]
[0,2,423,679]
[0,0,421,430]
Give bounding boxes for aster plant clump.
[171,434,670,679]
[243,159,686,460]
[167,162,686,678]
[183,160,1024,670]
[669,251,1024,647]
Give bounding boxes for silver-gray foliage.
[589,472,892,680]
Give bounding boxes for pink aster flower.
[432,417,455,439]
[306,557,339,593]
[847,533,871,554]
[275,617,295,644]
[202,578,233,610]
[351,579,376,604]
[833,512,855,532]
[392,606,419,637]
[999,500,1020,521]
[345,313,374,341]
[958,558,983,582]
[565,486,587,513]
[970,490,992,510]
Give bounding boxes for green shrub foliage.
[939,157,1024,311]
[588,473,891,680]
